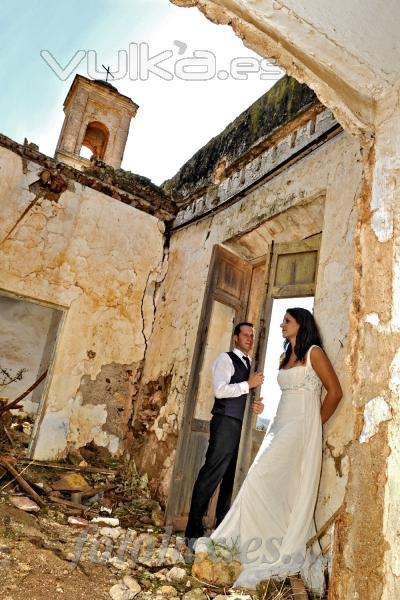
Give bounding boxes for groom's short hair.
[233,322,254,336]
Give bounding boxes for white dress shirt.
[212,347,250,399]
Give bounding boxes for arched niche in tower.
[80,121,109,161]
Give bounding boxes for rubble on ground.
[0,389,316,599]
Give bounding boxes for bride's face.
[280,312,300,339]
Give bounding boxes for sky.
[0,0,283,184]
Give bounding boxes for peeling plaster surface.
[35,395,107,458]
[145,131,362,507]
[368,109,400,342]
[359,397,392,443]
[171,0,385,138]
[370,122,400,243]
[171,0,400,595]
[382,349,400,592]
[329,108,400,598]
[275,1,400,86]
[0,146,165,459]
[312,135,362,532]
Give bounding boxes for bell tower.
[55,75,138,170]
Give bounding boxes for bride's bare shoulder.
[310,345,325,364]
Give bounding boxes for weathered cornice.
[163,75,317,204]
[0,134,177,222]
[173,106,342,229]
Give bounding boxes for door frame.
[165,244,253,529]
[233,233,322,496]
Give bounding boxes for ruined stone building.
[1,1,400,597]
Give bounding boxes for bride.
[195,307,343,593]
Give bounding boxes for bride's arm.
[310,347,343,424]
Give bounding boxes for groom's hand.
[252,399,264,414]
[248,371,264,389]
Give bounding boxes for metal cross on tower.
[102,65,114,83]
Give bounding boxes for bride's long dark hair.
[280,307,323,369]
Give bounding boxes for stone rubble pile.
[0,420,304,599]
[65,514,253,599]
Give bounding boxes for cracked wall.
[168,3,400,595]
[142,129,363,516]
[0,145,165,459]
[328,97,400,600]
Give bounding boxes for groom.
[185,322,264,540]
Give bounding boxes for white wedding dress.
[195,345,326,593]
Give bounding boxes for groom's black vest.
[211,351,250,422]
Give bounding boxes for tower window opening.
[80,121,109,161]
[79,145,92,160]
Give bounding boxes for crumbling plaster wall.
[0,145,165,459]
[328,95,400,600]
[171,2,400,596]
[141,131,363,516]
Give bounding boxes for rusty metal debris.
[0,370,48,416]
[0,457,45,507]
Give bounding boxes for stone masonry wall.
[0,145,166,460]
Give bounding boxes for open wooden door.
[233,234,322,497]
[166,244,253,531]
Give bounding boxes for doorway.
[257,296,314,430]
[0,292,63,454]
[166,234,321,529]
[234,234,321,495]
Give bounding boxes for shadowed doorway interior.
[0,293,63,454]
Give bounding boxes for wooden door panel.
[166,244,253,530]
[216,262,250,300]
[275,251,318,286]
[173,430,209,530]
[215,248,253,307]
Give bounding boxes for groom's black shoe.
[185,519,204,540]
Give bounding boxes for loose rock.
[151,509,165,527]
[100,526,123,540]
[155,585,178,597]
[109,556,131,571]
[68,516,89,528]
[109,583,137,600]
[182,590,207,600]
[166,566,187,583]
[92,516,120,527]
[9,496,40,513]
[122,576,141,594]
[52,472,90,491]
[139,546,185,568]
[191,552,241,588]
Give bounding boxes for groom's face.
[234,325,254,354]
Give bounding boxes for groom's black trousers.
[185,413,242,539]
